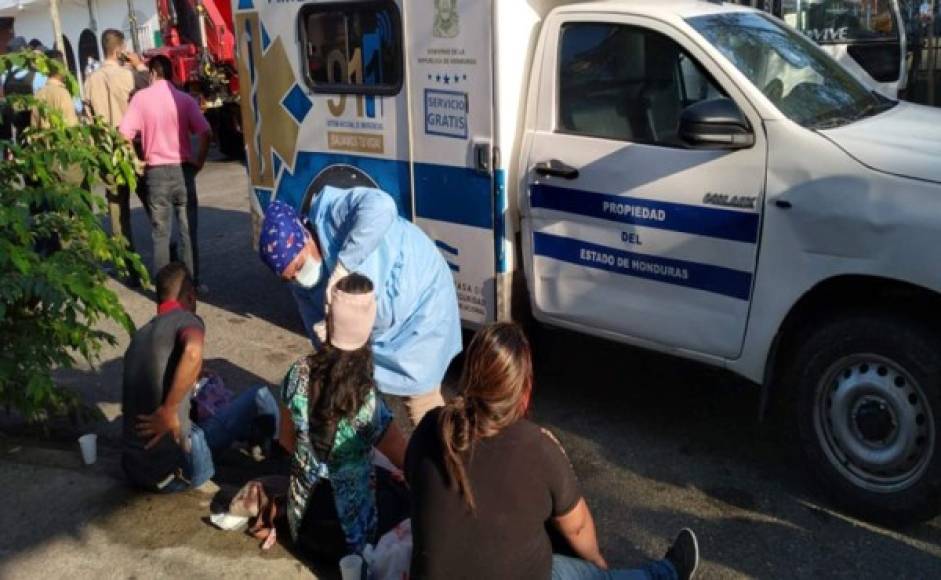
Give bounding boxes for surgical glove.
[313,320,327,345]
[325,261,350,305]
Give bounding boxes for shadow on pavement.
[1,354,338,578]
[123,204,305,338]
[528,325,941,579]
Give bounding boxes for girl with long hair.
[276,273,409,559]
[406,322,700,580]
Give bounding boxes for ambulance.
[233,0,941,523]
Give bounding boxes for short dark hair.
[101,29,125,58]
[156,262,194,303]
[148,55,173,80]
[44,49,65,76]
[27,38,43,51]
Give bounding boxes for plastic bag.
[192,371,232,422]
[210,476,290,552]
[363,519,412,580]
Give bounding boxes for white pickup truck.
[236,0,941,522]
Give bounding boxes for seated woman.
[406,322,700,580]
[276,273,409,559]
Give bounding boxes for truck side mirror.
[679,98,755,150]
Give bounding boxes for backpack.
[1,68,38,142]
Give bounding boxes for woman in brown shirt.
[406,323,701,580]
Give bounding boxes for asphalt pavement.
[1,159,939,579]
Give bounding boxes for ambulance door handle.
[474,141,492,176]
[533,160,579,180]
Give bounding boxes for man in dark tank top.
[122,262,278,492]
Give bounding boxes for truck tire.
[790,314,941,523]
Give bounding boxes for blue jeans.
[160,385,272,493]
[551,555,677,580]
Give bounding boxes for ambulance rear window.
[299,1,403,95]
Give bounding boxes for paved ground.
[2,159,940,579]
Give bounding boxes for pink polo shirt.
[119,80,211,167]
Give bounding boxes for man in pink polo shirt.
[120,55,211,292]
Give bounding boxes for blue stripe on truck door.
[531,183,759,244]
[533,232,753,301]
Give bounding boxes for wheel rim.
[814,354,936,493]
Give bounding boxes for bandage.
[329,287,377,351]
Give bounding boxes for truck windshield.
[688,12,893,129]
[778,0,898,44]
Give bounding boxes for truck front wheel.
[791,314,941,523]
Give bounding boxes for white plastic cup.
[78,433,97,465]
[339,554,363,580]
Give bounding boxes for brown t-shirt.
[83,61,148,128]
[406,408,581,580]
[32,78,78,127]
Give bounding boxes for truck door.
[521,14,767,359]
[404,0,497,325]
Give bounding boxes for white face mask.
[293,256,323,289]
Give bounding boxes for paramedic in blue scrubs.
[259,190,462,426]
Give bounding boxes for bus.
[739,0,908,97]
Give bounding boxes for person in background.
[84,56,100,79]
[258,195,461,431]
[0,18,14,55]
[84,29,149,277]
[406,323,701,580]
[1,36,48,146]
[31,50,80,128]
[275,273,409,559]
[31,50,83,193]
[119,55,211,293]
[122,262,278,492]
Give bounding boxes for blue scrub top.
[291,186,462,397]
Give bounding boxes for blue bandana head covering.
[259,200,309,275]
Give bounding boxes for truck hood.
[821,102,941,185]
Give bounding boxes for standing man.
[0,18,14,55]
[258,191,462,429]
[31,50,81,129]
[1,36,48,147]
[84,29,149,272]
[119,55,211,292]
[32,51,83,189]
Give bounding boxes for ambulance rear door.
[405,0,497,325]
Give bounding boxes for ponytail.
[438,395,477,510]
[436,322,534,512]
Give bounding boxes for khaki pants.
[107,185,136,253]
[404,389,445,426]
[383,389,445,434]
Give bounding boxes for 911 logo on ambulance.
[322,40,387,154]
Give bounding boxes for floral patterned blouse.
[278,356,393,553]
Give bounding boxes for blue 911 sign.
[424,89,468,139]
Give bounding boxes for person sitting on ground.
[406,322,701,580]
[275,273,410,560]
[122,262,278,492]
